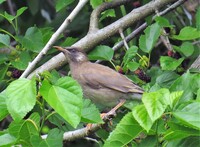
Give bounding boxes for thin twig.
[20,0,89,78]
[89,0,131,33]
[119,28,129,50]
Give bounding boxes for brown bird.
[54,46,144,111]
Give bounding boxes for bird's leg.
[86,99,126,132]
[101,99,126,119]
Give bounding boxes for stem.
[109,60,116,69]
[39,99,46,133]
[0,28,17,41]
[120,5,133,46]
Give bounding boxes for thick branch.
[27,0,184,79]
[20,0,89,78]
[89,0,131,33]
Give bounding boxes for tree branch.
[89,0,131,33]
[41,108,116,141]
[20,0,89,78]
[27,0,186,79]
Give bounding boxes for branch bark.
[20,0,89,78]
[27,0,182,79]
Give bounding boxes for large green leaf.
[132,105,153,132]
[173,101,200,130]
[6,78,36,121]
[40,77,83,128]
[81,99,102,123]
[164,122,200,141]
[0,93,8,121]
[139,23,161,53]
[88,45,114,61]
[9,119,39,146]
[18,27,44,53]
[104,113,143,147]
[0,33,10,47]
[142,89,170,122]
[160,56,184,71]
[172,27,200,40]
[156,71,180,88]
[31,129,63,147]
[170,72,199,102]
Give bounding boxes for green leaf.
[100,9,116,21]
[178,42,194,57]
[19,27,44,52]
[0,63,8,81]
[160,56,184,71]
[29,112,40,129]
[164,122,200,141]
[170,72,198,102]
[196,6,200,31]
[127,61,139,71]
[166,137,200,147]
[122,46,138,66]
[27,0,40,15]
[0,7,27,22]
[0,93,9,121]
[142,89,170,122]
[31,129,63,147]
[155,16,172,28]
[0,0,6,4]
[81,99,102,123]
[138,136,157,147]
[172,27,200,40]
[173,101,200,130]
[0,133,16,147]
[156,71,180,88]
[197,89,200,100]
[90,0,103,9]
[40,77,83,128]
[0,33,10,47]
[40,27,54,44]
[11,51,31,70]
[139,23,161,53]
[9,119,39,146]
[56,0,74,12]
[15,7,27,18]
[169,91,183,109]
[6,78,36,121]
[88,45,114,61]
[104,113,143,147]
[132,105,153,132]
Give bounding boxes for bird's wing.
[80,63,144,94]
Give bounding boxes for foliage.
[0,0,200,147]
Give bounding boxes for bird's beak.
[53,46,67,52]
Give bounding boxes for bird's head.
[54,46,88,63]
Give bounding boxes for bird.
[54,46,144,112]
